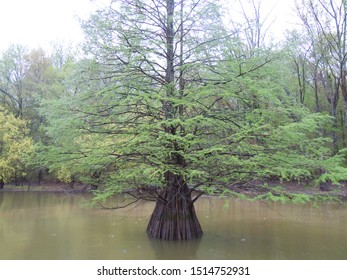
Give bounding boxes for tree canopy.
[0,106,33,188]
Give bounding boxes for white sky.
[224,0,297,42]
[0,0,296,52]
[0,0,108,51]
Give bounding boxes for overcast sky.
[0,0,109,51]
[0,0,295,52]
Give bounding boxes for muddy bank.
[0,182,93,193]
[1,180,347,200]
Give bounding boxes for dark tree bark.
[146,172,203,240]
[0,180,4,189]
[146,0,203,240]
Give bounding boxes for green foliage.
[1,0,345,209]
[35,0,347,203]
[254,191,340,204]
[249,113,337,182]
[0,106,34,183]
[315,149,347,185]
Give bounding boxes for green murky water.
[0,191,346,259]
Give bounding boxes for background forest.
[1,0,347,201]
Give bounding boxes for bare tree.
[295,0,347,150]
[232,0,275,53]
[0,45,28,117]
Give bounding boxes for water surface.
[0,191,346,259]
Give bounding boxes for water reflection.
[149,238,202,260]
[0,192,346,259]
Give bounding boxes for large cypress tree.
[77,0,230,240]
[40,0,347,240]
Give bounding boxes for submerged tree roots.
[146,184,203,240]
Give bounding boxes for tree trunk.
[146,0,203,240]
[314,77,320,112]
[330,102,338,153]
[340,70,347,129]
[339,110,346,147]
[0,180,4,189]
[146,172,203,240]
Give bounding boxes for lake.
[0,191,346,259]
